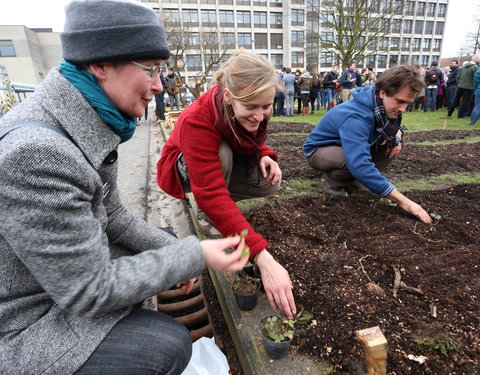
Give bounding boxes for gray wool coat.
[0,69,204,375]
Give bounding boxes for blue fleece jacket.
[303,85,395,197]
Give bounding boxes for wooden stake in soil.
[356,326,387,375]
[441,116,450,129]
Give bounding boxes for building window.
[219,10,234,27]
[389,54,398,67]
[416,1,426,16]
[218,0,234,4]
[391,19,401,33]
[366,55,376,67]
[292,51,304,68]
[424,21,434,34]
[220,32,235,48]
[237,10,251,27]
[400,55,409,64]
[185,32,200,46]
[237,0,250,5]
[183,9,199,26]
[292,9,304,26]
[253,0,266,5]
[438,4,446,17]
[163,9,180,24]
[435,21,444,35]
[270,12,282,29]
[390,37,400,50]
[270,0,282,7]
[421,55,429,66]
[433,38,441,52]
[271,54,283,69]
[401,37,410,51]
[377,55,387,68]
[238,33,252,48]
[0,40,16,57]
[255,33,268,49]
[270,33,283,49]
[201,10,217,26]
[423,38,431,51]
[404,1,414,15]
[320,52,333,66]
[410,55,420,65]
[291,0,304,4]
[412,38,421,51]
[394,0,403,15]
[186,54,202,70]
[426,2,436,17]
[254,12,267,28]
[200,0,215,3]
[320,31,334,42]
[403,20,412,34]
[414,20,424,34]
[321,12,335,27]
[291,31,304,47]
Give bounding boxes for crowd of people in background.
[273,62,378,117]
[269,55,480,126]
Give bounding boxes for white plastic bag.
[181,337,230,375]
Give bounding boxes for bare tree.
[459,18,480,55]
[306,0,401,69]
[159,13,234,99]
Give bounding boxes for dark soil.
[204,123,480,374]
[258,123,479,374]
[244,185,480,374]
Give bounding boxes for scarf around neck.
[373,90,402,149]
[59,60,136,143]
[212,85,268,170]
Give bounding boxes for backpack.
[426,68,440,86]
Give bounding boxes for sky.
[0,0,478,58]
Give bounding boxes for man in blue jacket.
[303,65,432,223]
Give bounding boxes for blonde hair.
[214,49,282,102]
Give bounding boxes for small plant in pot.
[232,271,261,311]
[260,310,314,359]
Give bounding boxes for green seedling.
[430,212,442,220]
[240,229,248,238]
[232,273,260,294]
[241,245,250,258]
[415,336,460,357]
[262,310,314,343]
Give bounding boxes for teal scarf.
[59,60,136,143]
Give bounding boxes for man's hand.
[387,189,432,223]
[260,156,282,184]
[385,143,402,158]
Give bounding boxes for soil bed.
[244,184,480,374]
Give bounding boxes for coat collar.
[38,69,120,169]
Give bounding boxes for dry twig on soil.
[359,255,374,283]
[392,266,424,297]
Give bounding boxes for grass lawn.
[272,106,476,132]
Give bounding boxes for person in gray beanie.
[0,1,249,374]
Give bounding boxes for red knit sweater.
[157,85,278,257]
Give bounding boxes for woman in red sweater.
[157,50,296,318]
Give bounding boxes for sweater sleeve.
[338,117,395,197]
[180,114,269,257]
[0,138,205,318]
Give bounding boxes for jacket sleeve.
[180,114,269,257]
[0,136,204,318]
[340,71,349,85]
[324,73,333,87]
[338,117,395,197]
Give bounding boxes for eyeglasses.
[129,61,161,80]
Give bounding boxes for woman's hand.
[176,278,197,294]
[201,236,249,273]
[260,156,282,184]
[255,250,296,319]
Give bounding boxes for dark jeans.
[75,308,192,375]
[424,88,437,112]
[446,85,457,109]
[448,87,473,118]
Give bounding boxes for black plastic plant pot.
[252,264,265,292]
[243,262,255,277]
[233,289,258,311]
[259,317,292,359]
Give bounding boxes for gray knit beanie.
[61,0,170,64]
